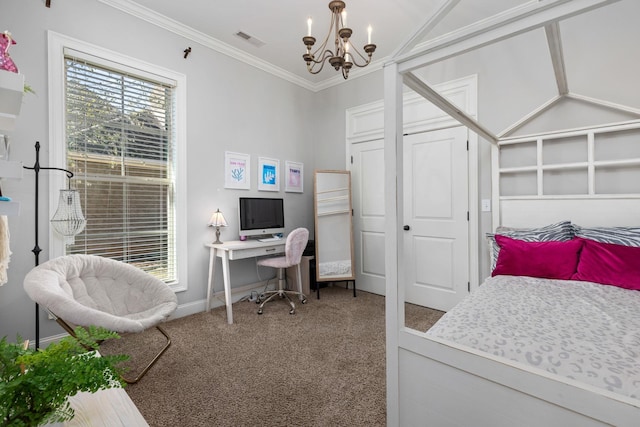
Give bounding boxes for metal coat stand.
[23,141,74,349]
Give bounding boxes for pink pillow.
[571,239,640,290]
[492,235,583,279]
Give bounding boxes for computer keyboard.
[258,236,282,242]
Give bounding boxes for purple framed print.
[285,160,303,193]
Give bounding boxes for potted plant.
[0,326,128,426]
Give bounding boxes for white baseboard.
[171,279,272,320]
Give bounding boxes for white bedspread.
[426,275,640,399]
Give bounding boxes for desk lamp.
[208,209,228,244]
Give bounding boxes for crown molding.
[98,0,318,90]
[98,0,380,92]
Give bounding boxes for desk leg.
[206,247,217,312]
[220,252,233,324]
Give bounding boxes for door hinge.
[350,155,353,164]
[467,211,469,221]
[468,282,470,292]
[466,140,469,151]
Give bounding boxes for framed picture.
[258,157,280,192]
[285,161,304,193]
[224,152,250,190]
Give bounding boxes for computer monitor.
[238,197,285,239]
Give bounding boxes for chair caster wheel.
[257,309,263,315]
[301,298,307,304]
[289,309,295,315]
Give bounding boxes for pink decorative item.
[572,238,640,290]
[492,235,583,280]
[0,31,18,73]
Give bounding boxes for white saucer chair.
[256,227,309,315]
[23,254,178,383]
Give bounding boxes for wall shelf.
[0,70,25,132]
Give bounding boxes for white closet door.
[403,127,469,311]
[351,139,386,295]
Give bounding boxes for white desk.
[206,239,285,324]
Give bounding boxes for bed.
[380,1,640,424]
[396,218,640,426]
[428,275,640,401]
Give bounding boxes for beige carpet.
[100,286,444,427]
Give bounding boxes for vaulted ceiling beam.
[390,0,461,59]
[545,22,569,95]
[403,72,498,144]
[395,0,620,74]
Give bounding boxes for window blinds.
[64,54,177,284]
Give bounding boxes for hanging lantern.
[50,189,86,245]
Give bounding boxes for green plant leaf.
[0,326,128,426]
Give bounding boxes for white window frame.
[47,31,188,292]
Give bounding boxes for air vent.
[234,31,265,48]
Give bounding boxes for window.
[48,32,187,290]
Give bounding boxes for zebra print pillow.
[487,220,575,272]
[573,225,640,247]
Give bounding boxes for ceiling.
[101,0,539,90]
[99,0,640,121]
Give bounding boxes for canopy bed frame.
[383,0,640,425]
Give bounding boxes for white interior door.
[403,127,469,311]
[351,139,386,295]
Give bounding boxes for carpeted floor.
[100,286,444,427]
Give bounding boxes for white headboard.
[500,198,640,228]
[493,121,640,229]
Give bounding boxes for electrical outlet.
[481,199,491,212]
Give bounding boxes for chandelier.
[303,1,376,79]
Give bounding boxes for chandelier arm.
[346,47,372,68]
[308,50,335,66]
[310,22,336,59]
[307,52,335,74]
[307,63,327,74]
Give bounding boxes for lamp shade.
[50,189,86,245]
[207,209,228,227]
[208,209,227,244]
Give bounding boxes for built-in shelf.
[498,122,640,198]
[0,70,25,132]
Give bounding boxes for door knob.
[403,225,410,231]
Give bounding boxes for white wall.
[3,0,638,343]
[0,0,316,342]
[315,0,640,282]
[312,71,385,169]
